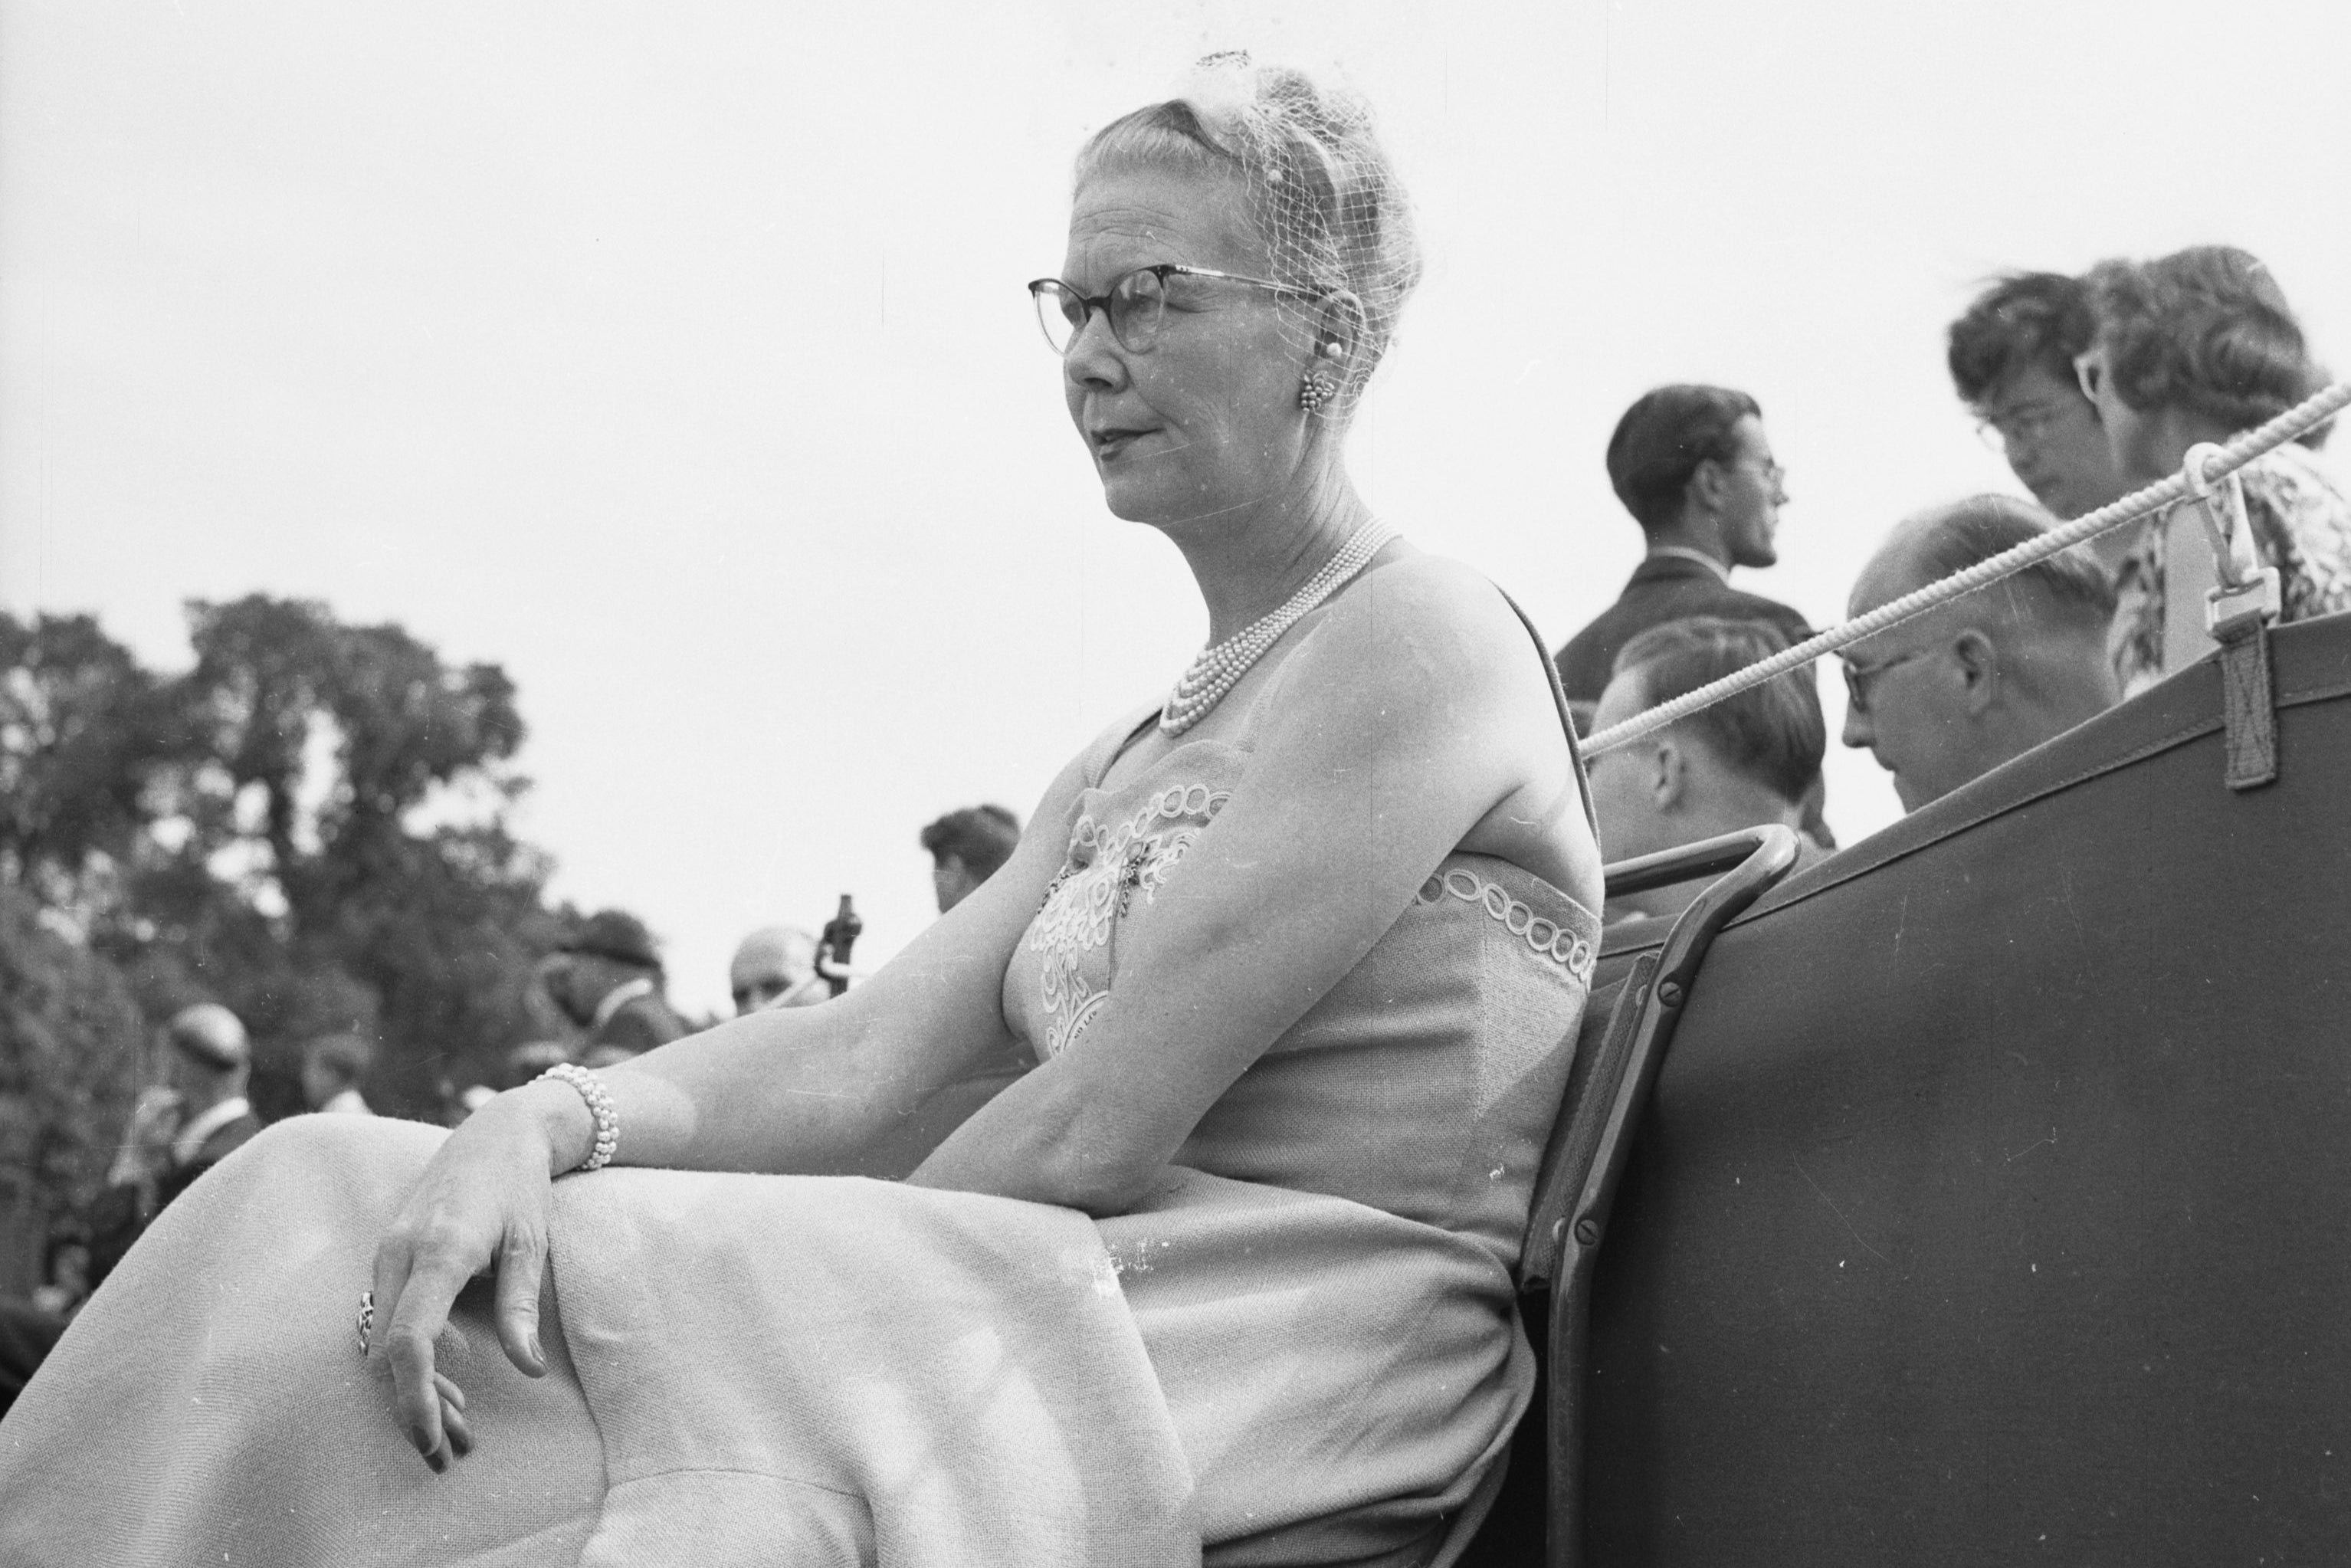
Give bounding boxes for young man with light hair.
[1585,616,1828,922]
[1841,495,2120,813]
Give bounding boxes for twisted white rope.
[1581,379,2351,757]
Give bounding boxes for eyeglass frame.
[1974,402,2064,454]
[1026,264,1330,356]
[1838,645,1933,713]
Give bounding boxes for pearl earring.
[1300,340,1346,414]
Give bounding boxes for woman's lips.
[1091,427,1156,461]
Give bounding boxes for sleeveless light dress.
[0,594,1598,1568]
[1007,684,1601,1564]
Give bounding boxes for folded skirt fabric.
[0,1115,1525,1567]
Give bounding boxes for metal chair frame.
[1513,825,1800,1567]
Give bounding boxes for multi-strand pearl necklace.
[1159,517,1399,736]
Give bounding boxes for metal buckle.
[2180,442,2281,638]
[2206,566,2281,640]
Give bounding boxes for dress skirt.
[0,1115,1528,1568]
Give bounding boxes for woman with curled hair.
[2077,245,2351,694]
[0,57,1602,1568]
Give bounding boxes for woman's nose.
[1062,307,1126,390]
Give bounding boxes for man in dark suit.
[87,1002,264,1288]
[1555,385,1811,705]
[539,909,693,1062]
[7,1003,264,1413]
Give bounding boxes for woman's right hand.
[369,1085,582,1472]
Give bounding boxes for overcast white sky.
[5,0,2349,1017]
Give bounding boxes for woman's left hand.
[367,1085,580,1471]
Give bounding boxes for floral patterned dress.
[2110,441,2351,694]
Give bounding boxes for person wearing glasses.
[1,58,1603,1566]
[1553,384,1808,707]
[1946,271,2133,533]
[1839,495,2118,812]
[2074,246,2351,696]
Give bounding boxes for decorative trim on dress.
[1023,783,1235,1058]
[1418,867,1595,982]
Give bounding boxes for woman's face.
[1979,362,2130,521]
[1057,164,1315,527]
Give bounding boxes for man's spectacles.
[1028,264,1326,356]
[1840,646,1931,714]
[1713,449,1783,487]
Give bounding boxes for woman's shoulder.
[2245,442,2351,524]
[1258,549,1567,759]
[1308,549,1541,673]
[2243,444,2351,612]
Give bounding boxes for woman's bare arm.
[516,746,1097,1177]
[910,560,1596,1215]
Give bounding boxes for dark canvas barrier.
[1582,612,2351,1565]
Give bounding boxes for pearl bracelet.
[539,1063,618,1173]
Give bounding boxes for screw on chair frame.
[1517,825,1801,1568]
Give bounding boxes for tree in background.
[0,597,579,1253]
[129,595,563,1117]
[0,612,177,920]
[0,887,150,1292]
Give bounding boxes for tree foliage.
[0,598,570,1196]
[0,887,148,1231]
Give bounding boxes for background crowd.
[1566,245,2345,925]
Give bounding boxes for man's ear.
[1952,628,2001,715]
[1648,740,1690,812]
[1685,458,1728,519]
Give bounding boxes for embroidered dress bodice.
[1003,720,1600,1274]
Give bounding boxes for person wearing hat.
[87,1002,264,1290]
[537,910,691,1058]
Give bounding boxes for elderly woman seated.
[0,58,1602,1568]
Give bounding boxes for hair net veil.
[1077,52,1423,418]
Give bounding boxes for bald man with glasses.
[1841,495,2120,813]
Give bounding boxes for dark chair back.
[1582,613,2351,1563]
